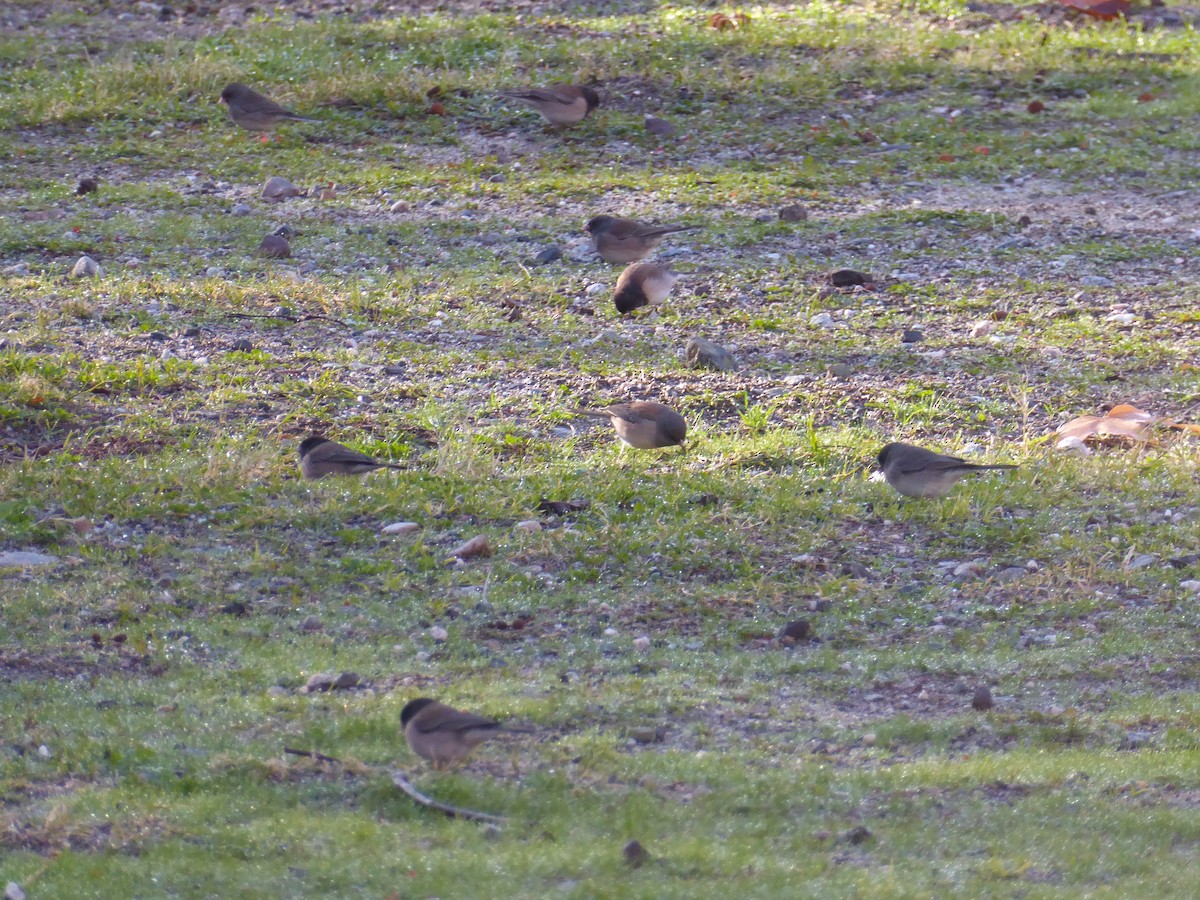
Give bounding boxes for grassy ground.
[2,0,1200,896]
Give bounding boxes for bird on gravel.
[501,83,600,126]
[612,262,680,314]
[401,698,527,769]
[876,442,1017,498]
[572,401,687,450]
[220,83,317,135]
[298,435,403,480]
[585,215,701,264]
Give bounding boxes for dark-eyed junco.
[877,442,1017,498]
[298,435,403,480]
[220,83,316,133]
[400,698,521,769]
[612,262,680,314]
[572,401,687,450]
[502,84,600,126]
[585,216,700,264]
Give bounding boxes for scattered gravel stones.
[685,336,738,372]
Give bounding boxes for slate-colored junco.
[572,401,687,450]
[220,83,316,133]
[877,442,1017,498]
[502,84,600,126]
[585,215,700,264]
[400,698,520,768]
[298,435,403,480]
[612,262,680,314]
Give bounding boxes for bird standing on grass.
[585,215,701,264]
[877,442,1017,498]
[298,436,404,480]
[401,698,525,769]
[220,83,317,135]
[612,262,680,315]
[502,84,600,127]
[572,401,688,450]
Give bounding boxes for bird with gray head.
[585,215,700,264]
[400,698,526,769]
[298,435,403,480]
[572,401,687,450]
[501,84,600,126]
[220,83,317,133]
[612,262,680,314]
[877,442,1017,498]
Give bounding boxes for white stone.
[382,521,420,535]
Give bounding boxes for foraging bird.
[876,442,1017,498]
[298,435,403,480]
[586,215,700,264]
[400,698,520,768]
[572,401,687,450]
[502,84,600,126]
[612,262,680,314]
[220,83,316,133]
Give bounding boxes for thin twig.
[284,746,342,764]
[282,747,505,825]
[225,312,353,327]
[389,769,505,825]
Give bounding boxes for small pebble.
[429,626,449,641]
[644,116,676,138]
[382,522,420,535]
[623,839,651,868]
[779,203,808,222]
[972,685,994,711]
[514,520,542,533]
[262,176,301,200]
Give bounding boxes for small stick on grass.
[389,769,505,825]
[283,747,504,825]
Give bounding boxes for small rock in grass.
[1119,731,1152,750]
[827,363,854,379]
[809,312,836,328]
[429,626,448,642]
[994,566,1027,583]
[623,839,651,868]
[258,232,291,258]
[1055,435,1091,456]
[841,825,872,845]
[644,115,676,138]
[262,176,301,200]
[829,268,870,287]
[388,200,410,213]
[1080,274,1115,288]
[685,336,738,372]
[0,551,59,567]
[229,338,254,352]
[75,176,100,196]
[5,882,26,900]
[71,256,102,278]
[969,320,995,339]
[972,685,994,711]
[298,615,323,633]
[514,520,542,533]
[231,203,253,216]
[448,535,493,561]
[862,733,877,747]
[533,246,562,266]
[901,329,924,344]
[1127,554,1156,570]
[779,203,808,222]
[382,521,420,536]
[302,672,336,693]
[779,619,813,642]
[1180,579,1200,593]
[632,635,651,652]
[629,726,665,745]
[331,671,360,690]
